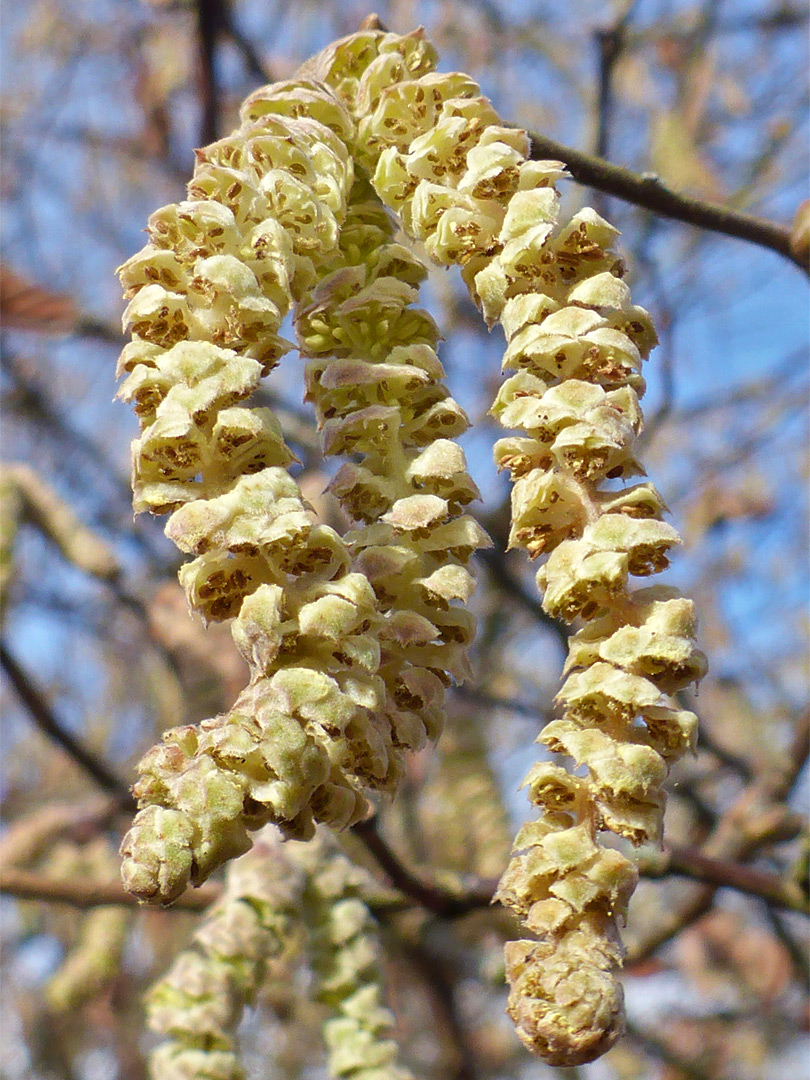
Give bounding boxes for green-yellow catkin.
[293,833,415,1080]
[146,829,300,1080]
[118,82,416,903]
[304,26,707,1066]
[295,178,489,755]
[44,839,129,1013]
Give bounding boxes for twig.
[629,708,810,961]
[352,816,496,919]
[528,132,807,273]
[223,13,273,83]
[195,0,221,144]
[398,939,480,1080]
[763,905,810,987]
[452,684,541,720]
[0,798,118,868]
[645,846,809,915]
[625,1021,714,1080]
[477,548,569,652]
[0,640,135,810]
[354,811,806,922]
[594,1,637,159]
[0,866,219,911]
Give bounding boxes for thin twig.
[763,905,810,987]
[528,132,807,273]
[353,812,807,921]
[645,846,809,915]
[477,547,569,652]
[352,816,496,919]
[0,640,135,810]
[594,1,637,159]
[398,939,480,1080]
[0,866,219,911]
[195,0,221,144]
[625,1021,714,1080]
[629,708,810,961]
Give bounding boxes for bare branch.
[352,816,497,919]
[528,132,808,274]
[644,846,809,915]
[0,866,219,911]
[0,640,135,809]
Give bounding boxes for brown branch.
[594,1,637,160]
[355,809,807,923]
[625,1021,715,1080]
[528,132,808,274]
[629,707,810,961]
[0,866,219,911]
[0,798,119,868]
[195,0,222,144]
[645,846,809,915]
[352,816,496,918]
[398,939,480,1080]
[0,640,135,810]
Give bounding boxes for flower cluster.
[116,22,707,1068]
[296,179,488,754]
[296,834,414,1080]
[118,82,403,904]
[307,27,706,1065]
[146,830,300,1080]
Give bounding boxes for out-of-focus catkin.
[292,833,415,1080]
[146,830,301,1080]
[44,839,129,1014]
[304,26,706,1065]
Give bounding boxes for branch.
[0,640,135,810]
[644,846,809,915]
[195,0,222,144]
[594,1,637,159]
[629,707,810,961]
[528,132,808,274]
[398,939,481,1080]
[0,798,118,868]
[0,866,219,911]
[625,1021,715,1080]
[352,816,496,919]
[354,811,807,923]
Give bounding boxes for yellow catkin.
[302,27,706,1065]
[118,82,398,904]
[296,177,489,756]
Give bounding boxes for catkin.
[304,26,706,1065]
[146,830,300,1080]
[118,82,396,903]
[293,833,415,1080]
[296,177,488,756]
